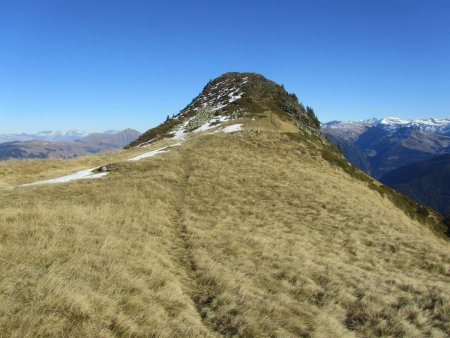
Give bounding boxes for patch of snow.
[128,143,181,161]
[187,81,245,113]
[128,148,169,161]
[380,117,410,125]
[172,119,193,140]
[229,92,242,103]
[194,122,217,133]
[22,168,107,186]
[213,102,227,111]
[218,116,230,122]
[193,115,231,133]
[172,127,186,140]
[136,138,155,148]
[215,124,243,134]
[210,80,226,90]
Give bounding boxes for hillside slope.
[1,73,449,337]
[381,154,450,217]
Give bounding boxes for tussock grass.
[320,145,447,236]
[0,129,449,337]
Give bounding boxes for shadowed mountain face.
[381,154,450,216]
[324,133,371,172]
[322,118,450,178]
[0,129,140,161]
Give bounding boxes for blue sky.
[0,0,449,133]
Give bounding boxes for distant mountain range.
[322,117,450,178]
[0,129,141,160]
[0,130,96,143]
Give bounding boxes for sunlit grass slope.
[0,127,449,337]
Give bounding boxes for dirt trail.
[172,136,228,336]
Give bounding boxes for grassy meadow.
[0,122,449,337]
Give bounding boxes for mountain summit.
[128,72,320,147]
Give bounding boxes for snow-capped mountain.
[323,117,450,136]
[321,118,380,141]
[378,117,450,133]
[321,116,450,178]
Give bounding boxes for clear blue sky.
[1,0,449,133]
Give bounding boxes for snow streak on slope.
[215,124,243,133]
[186,76,248,112]
[128,143,181,161]
[172,120,190,140]
[171,115,235,140]
[128,147,170,161]
[22,168,107,186]
[194,116,231,133]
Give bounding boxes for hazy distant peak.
[102,130,120,134]
[0,129,139,144]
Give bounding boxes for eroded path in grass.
[172,135,237,336]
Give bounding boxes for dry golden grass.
[0,127,449,337]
